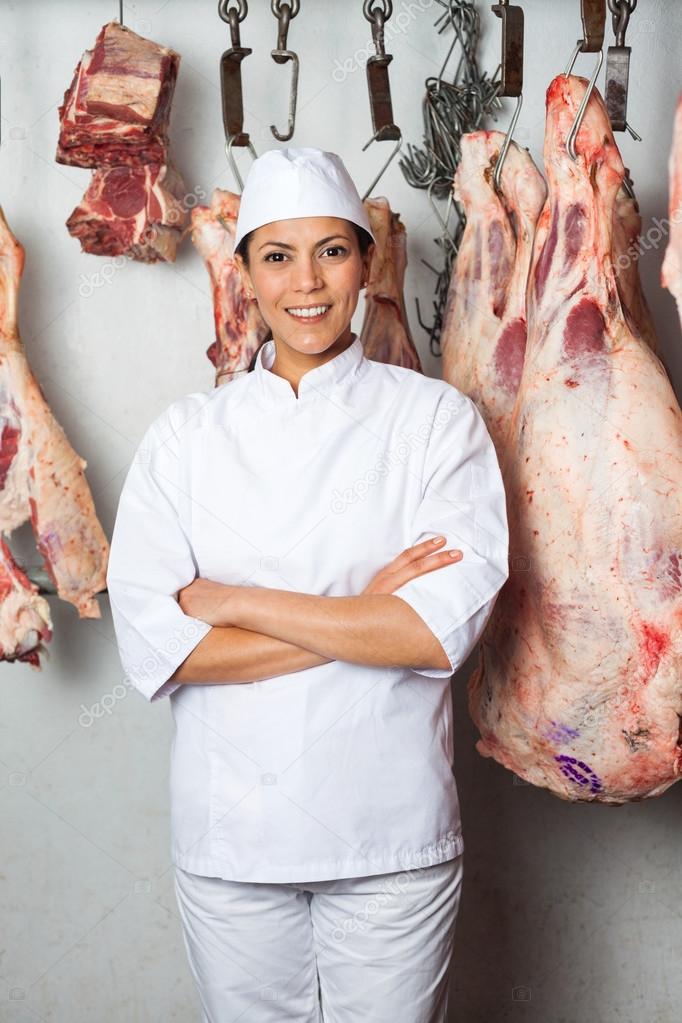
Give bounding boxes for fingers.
[395,536,463,567]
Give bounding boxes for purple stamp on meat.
[544,720,581,746]
[555,754,603,794]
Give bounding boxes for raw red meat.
[613,182,660,356]
[66,161,188,262]
[662,92,682,332]
[468,75,682,804]
[0,536,52,666]
[360,198,422,370]
[0,204,109,635]
[56,21,179,169]
[191,189,270,387]
[58,20,186,263]
[441,132,546,457]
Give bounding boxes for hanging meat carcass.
[360,197,422,370]
[191,189,270,387]
[662,92,682,331]
[0,205,109,642]
[468,75,682,804]
[441,132,546,457]
[57,21,187,263]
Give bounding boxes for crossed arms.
[169,538,462,685]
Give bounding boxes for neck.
[269,325,355,396]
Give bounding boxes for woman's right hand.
[362,537,463,596]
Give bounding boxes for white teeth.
[287,305,330,319]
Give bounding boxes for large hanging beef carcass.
[468,75,682,804]
[191,189,270,387]
[0,204,108,663]
[441,132,546,457]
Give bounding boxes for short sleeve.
[106,410,213,702]
[392,390,509,678]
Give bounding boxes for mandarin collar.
[252,333,366,408]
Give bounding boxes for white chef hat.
[233,146,376,253]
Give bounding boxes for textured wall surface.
[0,1,680,1020]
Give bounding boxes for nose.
[291,254,324,293]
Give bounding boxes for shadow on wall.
[446,650,682,1022]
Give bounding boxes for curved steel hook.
[362,129,402,201]
[564,47,604,161]
[270,52,299,141]
[269,0,300,142]
[226,135,258,193]
[493,93,523,194]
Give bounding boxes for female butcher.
[106,147,509,1022]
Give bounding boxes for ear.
[234,252,255,298]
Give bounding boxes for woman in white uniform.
[106,147,509,1022]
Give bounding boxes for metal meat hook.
[493,94,523,193]
[490,0,524,193]
[605,0,641,140]
[219,0,258,191]
[564,46,604,162]
[270,0,300,142]
[226,135,257,193]
[362,129,402,201]
[563,0,606,162]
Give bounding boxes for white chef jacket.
[106,333,509,883]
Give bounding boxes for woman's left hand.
[177,578,239,627]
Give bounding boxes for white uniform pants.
[173,854,464,1022]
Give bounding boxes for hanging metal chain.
[219,0,248,22]
[219,0,249,47]
[272,0,300,18]
[607,0,637,47]
[363,0,393,20]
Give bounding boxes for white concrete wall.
[1,1,680,1020]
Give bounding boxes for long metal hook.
[270,54,299,141]
[226,135,258,193]
[362,129,402,201]
[270,0,300,141]
[564,47,604,161]
[493,93,523,192]
[119,0,124,26]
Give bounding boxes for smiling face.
[234,216,374,361]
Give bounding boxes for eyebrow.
[257,234,350,252]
